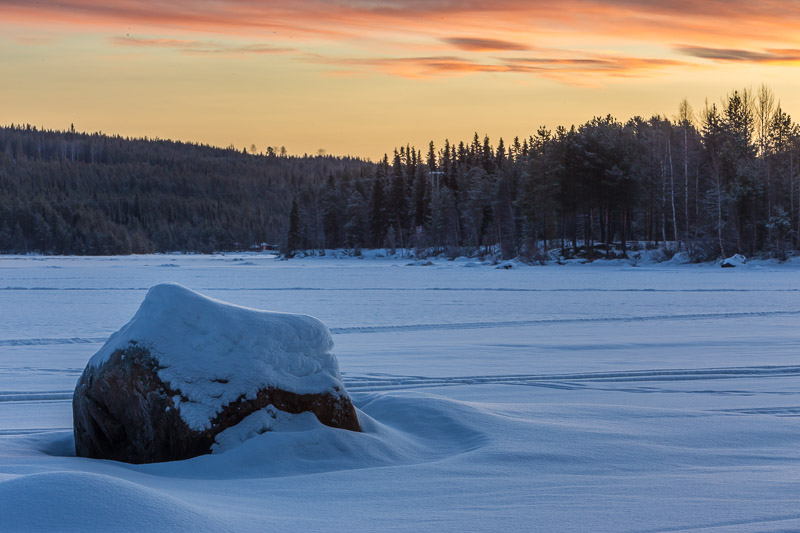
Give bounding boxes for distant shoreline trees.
[0,125,368,254]
[3,85,799,261]
[291,85,799,262]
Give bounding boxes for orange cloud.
[303,54,502,79]
[305,52,689,81]
[110,35,294,55]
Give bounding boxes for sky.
[2,0,800,160]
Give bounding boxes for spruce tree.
[344,190,368,253]
[286,198,302,257]
[413,164,429,228]
[370,158,389,247]
[427,141,437,171]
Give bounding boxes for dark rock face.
[73,343,360,464]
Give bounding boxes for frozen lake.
[2,254,800,531]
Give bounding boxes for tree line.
[0,125,369,254]
[3,85,799,260]
[287,85,800,262]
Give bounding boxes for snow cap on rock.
[89,283,343,430]
[721,254,747,268]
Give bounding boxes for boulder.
[668,251,692,265]
[73,283,359,464]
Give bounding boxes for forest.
[288,85,800,262]
[0,127,369,254]
[2,85,799,260]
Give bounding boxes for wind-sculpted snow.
[132,393,488,480]
[0,472,233,532]
[0,394,490,531]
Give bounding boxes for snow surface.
[2,253,800,531]
[89,282,342,430]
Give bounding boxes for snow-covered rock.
[667,251,692,265]
[721,254,746,268]
[73,283,360,463]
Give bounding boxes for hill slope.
[0,125,370,254]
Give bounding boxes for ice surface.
[3,253,800,531]
[89,283,343,430]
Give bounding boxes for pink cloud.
[5,0,799,80]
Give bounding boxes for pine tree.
[412,164,429,228]
[370,156,389,247]
[388,150,408,247]
[285,198,302,257]
[426,141,437,172]
[320,176,343,249]
[344,190,368,253]
[482,135,495,173]
[0,221,11,252]
[496,137,506,168]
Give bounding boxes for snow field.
[1,253,800,531]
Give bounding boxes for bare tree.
[677,98,695,244]
[703,101,726,257]
[756,84,776,242]
[756,84,776,156]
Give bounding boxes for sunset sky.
[3,1,800,159]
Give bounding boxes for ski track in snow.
[329,309,800,334]
[4,365,799,407]
[713,406,800,416]
[0,337,107,346]
[342,365,800,391]
[640,514,800,533]
[4,286,800,293]
[2,309,799,347]
[0,428,72,436]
